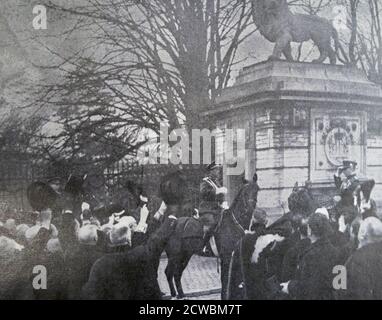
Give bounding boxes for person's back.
[281,237,311,282]
[289,237,339,300]
[65,244,103,299]
[284,212,341,300]
[339,241,382,300]
[82,216,177,300]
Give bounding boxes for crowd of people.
[0,159,381,300]
[227,160,382,300]
[0,173,179,300]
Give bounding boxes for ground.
[158,255,221,300]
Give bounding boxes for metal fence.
[0,154,205,213]
[104,162,205,211]
[0,154,45,211]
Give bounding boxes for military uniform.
[198,167,227,257]
[334,173,359,207]
[333,163,360,225]
[198,176,226,216]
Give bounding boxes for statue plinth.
[205,60,382,215]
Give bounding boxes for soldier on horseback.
[333,160,360,232]
[334,160,359,206]
[199,162,228,256]
[199,162,228,215]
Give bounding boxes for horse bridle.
[212,208,245,236]
[231,184,257,233]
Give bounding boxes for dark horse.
[81,172,186,300]
[226,183,318,300]
[164,174,260,299]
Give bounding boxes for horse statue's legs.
[269,32,293,61]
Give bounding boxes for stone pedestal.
[205,61,382,215]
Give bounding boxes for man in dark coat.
[281,212,340,300]
[82,171,187,300]
[336,217,382,300]
[281,223,311,283]
[81,215,177,300]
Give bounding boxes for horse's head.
[125,180,147,207]
[287,182,317,229]
[230,173,260,230]
[288,183,316,215]
[159,171,187,216]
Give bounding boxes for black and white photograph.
[1,0,382,304]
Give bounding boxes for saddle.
[175,216,204,239]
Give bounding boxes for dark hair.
[308,213,332,238]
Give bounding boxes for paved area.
[190,292,221,300]
[158,255,221,300]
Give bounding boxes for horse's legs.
[174,255,191,299]
[165,258,177,298]
[220,256,231,300]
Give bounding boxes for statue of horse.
[226,183,318,300]
[251,0,347,64]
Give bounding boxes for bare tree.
[336,0,382,84]
[31,0,255,163]
[357,0,382,84]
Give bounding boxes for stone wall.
[367,110,382,206]
[254,105,309,213]
[208,61,382,216]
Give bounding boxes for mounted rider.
[199,162,228,216]
[334,160,359,205]
[43,174,87,219]
[198,162,228,256]
[333,160,360,229]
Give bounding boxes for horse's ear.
[253,173,258,183]
[293,182,299,191]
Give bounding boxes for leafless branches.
[26,0,255,169]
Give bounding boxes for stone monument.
[204,1,382,215]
